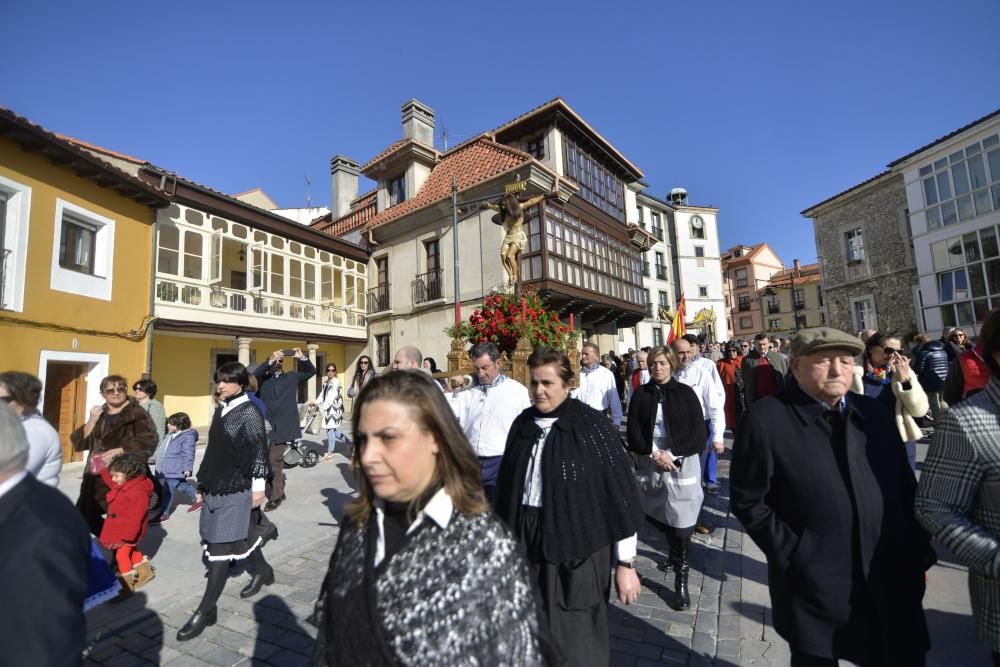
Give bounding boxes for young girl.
[152,412,199,522]
[99,452,155,590]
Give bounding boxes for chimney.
[330,155,360,219]
[401,99,435,147]
[793,259,801,277]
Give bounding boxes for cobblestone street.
[69,435,985,666]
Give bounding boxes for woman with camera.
[626,345,707,610]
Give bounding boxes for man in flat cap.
[730,327,933,666]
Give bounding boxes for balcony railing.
[738,303,751,312]
[767,303,780,314]
[655,266,667,280]
[368,283,390,313]
[0,248,10,310]
[154,277,366,328]
[736,278,748,288]
[845,260,870,281]
[644,302,654,318]
[412,269,443,304]
[792,300,805,311]
[641,260,650,277]
[651,227,664,241]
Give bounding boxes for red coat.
[98,468,153,547]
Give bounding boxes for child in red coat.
[98,453,154,589]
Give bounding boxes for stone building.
[802,171,919,337]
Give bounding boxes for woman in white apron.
[626,345,708,610]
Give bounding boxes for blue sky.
[3,0,998,266]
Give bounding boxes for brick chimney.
[793,258,801,277]
[401,99,435,146]
[330,155,360,219]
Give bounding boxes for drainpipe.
[144,210,159,379]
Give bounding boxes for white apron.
[634,452,704,529]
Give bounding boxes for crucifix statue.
[480,178,560,287]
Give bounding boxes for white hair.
[0,403,28,475]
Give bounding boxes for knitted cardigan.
[311,510,547,666]
[196,396,270,496]
[626,379,708,457]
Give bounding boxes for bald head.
[392,346,423,370]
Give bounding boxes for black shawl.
[495,398,643,564]
[197,394,270,496]
[626,379,707,458]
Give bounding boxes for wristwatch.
[616,560,636,569]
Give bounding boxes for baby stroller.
[281,403,326,468]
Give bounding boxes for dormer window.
[388,174,406,207]
[525,135,545,160]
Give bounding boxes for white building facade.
[892,110,1000,337]
[667,189,727,341]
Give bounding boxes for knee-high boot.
[674,536,691,610]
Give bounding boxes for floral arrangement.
[445,286,576,354]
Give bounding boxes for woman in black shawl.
[626,345,707,610]
[495,347,644,667]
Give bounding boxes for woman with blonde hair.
[311,370,546,666]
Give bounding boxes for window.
[0,176,31,312]
[766,292,780,313]
[370,255,390,311]
[658,290,669,309]
[650,212,663,240]
[388,174,406,207]
[845,227,865,263]
[740,316,752,329]
[157,225,180,275]
[852,297,877,331]
[735,268,747,288]
[655,252,667,280]
[699,285,708,298]
[417,239,442,303]
[738,294,750,311]
[636,206,644,226]
[59,216,97,274]
[375,333,391,368]
[921,133,1000,230]
[652,327,663,346]
[182,231,203,280]
[50,199,115,301]
[694,245,705,268]
[426,239,440,272]
[792,288,805,309]
[768,318,781,330]
[563,137,626,221]
[928,224,1000,327]
[644,288,653,318]
[525,136,545,160]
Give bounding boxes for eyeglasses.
[360,361,370,365]
[881,347,899,356]
[103,386,127,395]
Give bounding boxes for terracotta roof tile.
[767,263,822,287]
[312,190,377,236]
[361,138,438,172]
[364,137,533,230]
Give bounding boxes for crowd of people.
[2,310,1000,665]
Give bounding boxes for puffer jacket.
[154,429,198,479]
[913,341,949,391]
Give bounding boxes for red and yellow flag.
[666,293,686,345]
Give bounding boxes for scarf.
[865,365,893,386]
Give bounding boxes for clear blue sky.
[3,0,998,266]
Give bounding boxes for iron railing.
[412,269,443,304]
[367,283,391,313]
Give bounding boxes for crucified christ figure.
[481,186,560,287]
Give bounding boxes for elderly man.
[0,403,91,666]
[392,345,423,370]
[447,342,530,502]
[731,328,931,666]
[672,334,726,499]
[575,342,623,427]
[627,350,650,403]
[742,333,789,404]
[254,347,316,511]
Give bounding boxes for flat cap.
[791,327,864,357]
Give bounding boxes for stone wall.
[810,174,919,335]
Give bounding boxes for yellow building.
[72,142,371,429]
[0,108,170,462]
[759,260,827,336]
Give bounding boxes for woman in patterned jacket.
[176,362,273,642]
[311,370,548,666]
[916,309,1000,663]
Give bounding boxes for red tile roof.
[767,263,822,288]
[311,190,377,236]
[361,138,438,172]
[362,136,536,230]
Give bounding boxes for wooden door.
[43,362,89,463]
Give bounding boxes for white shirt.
[573,364,623,426]
[373,487,454,567]
[22,412,62,487]
[673,355,726,443]
[448,374,530,458]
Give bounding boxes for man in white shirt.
[672,334,726,501]
[574,343,624,427]
[447,342,530,502]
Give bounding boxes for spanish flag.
[666,293,686,345]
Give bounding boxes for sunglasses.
[326,368,337,373]
[103,386,127,395]
[881,347,899,356]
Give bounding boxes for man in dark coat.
[0,403,90,666]
[730,327,931,666]
[254,347,316,511]
[740,333,788,404]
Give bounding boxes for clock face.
[691,216,704,229]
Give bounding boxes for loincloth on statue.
[502,230,527,249]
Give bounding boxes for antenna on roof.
[304,175,312,208]
[440,119,448,151]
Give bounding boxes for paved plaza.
[67,433,987,666]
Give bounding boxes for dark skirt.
[516,506,611,667]
[200,490,265,561]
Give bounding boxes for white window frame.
[0,174,32,312]
[50,199,115,301]
[850,294,878,332]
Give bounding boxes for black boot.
[240,567,275,599]
[177,606,217,641]
[674,536,691,611]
